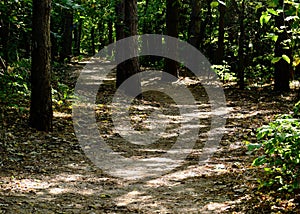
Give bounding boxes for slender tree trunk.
[115,0,125,41]
[73,18,82,56]
[237,0,245,89]
[189,0,202,49]
[91,25,96,55]
[274,0,291,92]
[30,0,52,132]
[108,19,113,44]
[106,19,113,56]
[98,21,105,50]
[24,31,31,58]
[163,0,179,81]
[206,0,213,61]
[216,2,226,64]
[60,8,73,62]
[51,32,59,60]
[116,0,141,96]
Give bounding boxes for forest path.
[0,61,298,213]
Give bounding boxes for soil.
[0,60,299,213]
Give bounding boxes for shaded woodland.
[1,0,300,213]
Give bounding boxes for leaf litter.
[0,62,299,213]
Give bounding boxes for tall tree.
[163,0,179,80]
[73,18,82,56]
[91,25,96,55]
[115,0,141,95]
[108,19,113,45]
[274,0,291,92]
[189,0,202,49]
[216,1,226,64]
[236,0,246,89]
[30,0,53,131]
[60,8,73,62]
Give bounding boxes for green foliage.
[212,62,236,83]
[293,101,300,117]
[252,104,300,192]
[52,82,74,108]
[0,0,32,63]
[51,63,74,108]
[0,59,31,105]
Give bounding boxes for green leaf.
[210,1,219,8]
[267,0,279,7]
[248,143,262,151]
[271,35,278,42]
[271,57,281,64]
[264,167,272,172]
[282,54,291,64]
[253,155,266,166]
[100,193,111,198]
[260,13,271,26]
[267,8,279,16]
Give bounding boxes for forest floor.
[1,60,299,213]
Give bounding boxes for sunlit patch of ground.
[1,61,299,213]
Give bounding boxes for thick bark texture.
[116,0,141,95]
[163,0,179,81]
[60,8,73,62]
[73,18,82,56]
[30,0,53,132]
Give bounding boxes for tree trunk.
[60,8,73,62]
[188,0,202,49]
[216,2,226,64]
[237,0,245,89]
[91,25,96,55]
[30,0,53,132]
[51,32,59,60]
[274,0,291,92]
[116,0,141,96]
[115,0,125,41]
[73,18,82,56]
[206,0,213,61]
[108,19,113,44]
[163,0,179,81]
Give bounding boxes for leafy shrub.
[51,62,75,108]
[0,58,31,104]
[52,82,74,107]
[212,62,236,83]
[293,101,300,118]
[251,104,300,192]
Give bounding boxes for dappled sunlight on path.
[1,60,298,213]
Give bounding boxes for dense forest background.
[1,0,300,212]
[1,0,299,89]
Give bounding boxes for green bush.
[0,58,31,104]
[212,62,236,83]
[251,104,300,192]
[293,100,300,118]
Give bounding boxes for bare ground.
[0,61,299,213]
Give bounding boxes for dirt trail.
[0,61,297,213]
